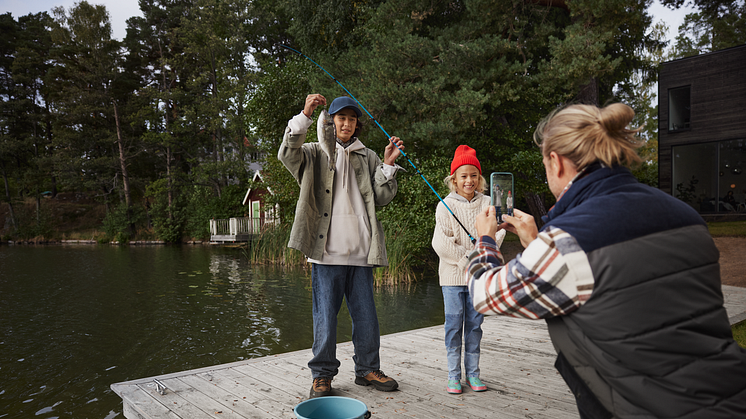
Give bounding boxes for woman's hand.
[475,206,499,239]
[500,208,538,248]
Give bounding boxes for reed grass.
[374,217,432,286]
[243,223,307,266]
[240,221,428,285]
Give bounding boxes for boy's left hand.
[384,137,404,165]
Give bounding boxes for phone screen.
[490,172,514,223]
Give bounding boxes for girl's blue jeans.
[442,285,484,381]
[308,264,380,379]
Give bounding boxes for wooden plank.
[154,376,245,418]
[112,284,746,419]
[381,339,575,406]
[112,316,577,419]
[205,367,303,408]
[113,383,182,419]
[262,318,576,419]
[130,380,210,419]
[177,373,278,418]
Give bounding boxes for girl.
[432,145,504,394]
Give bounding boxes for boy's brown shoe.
[354,370,398,392]
[309,377,333,398]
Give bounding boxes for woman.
[466,103,746,418]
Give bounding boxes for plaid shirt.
[466,226,594,319]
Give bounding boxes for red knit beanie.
[450,145,481,175]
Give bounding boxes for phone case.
[490,172,514,222]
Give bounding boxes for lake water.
[0,245,445,418]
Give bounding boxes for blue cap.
[329,96,362,117]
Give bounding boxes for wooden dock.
[112,285,746,419]
[112,316,578,418]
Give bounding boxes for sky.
[2,0,697,45]
[1,0,143,39]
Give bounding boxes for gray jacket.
[277,126,399,267]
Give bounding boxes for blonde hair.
[533,103,644,169]
[443,173,487,194]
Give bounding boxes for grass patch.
[707,221,746,237]
[733,321,746,349]
[243,223,306,266]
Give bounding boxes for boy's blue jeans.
[443,285,484,381]
[309,264,381,379]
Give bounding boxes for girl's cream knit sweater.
[432,192,491,286]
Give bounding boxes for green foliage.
[665,0,746,58]
[145,178,187,243]
[377,153,452,281]
[632,161,659,188]
[270,0,659,228]
[48,2,124,197]
[183,184,247,240]
[153,214,185,244]
[505,149,551,208]
[13,204,54,240]
[707,221,746,238]
[101,203,145,242]
[244,57,317,224]
[2,0,668,281]
[675,176,699,206]
[246,57,313,149]
[249,156,299,224]
[733,321,746,349]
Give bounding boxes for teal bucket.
[294,396,371,419]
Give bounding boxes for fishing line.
[280,45,477,244]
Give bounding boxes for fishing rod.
[280,44,476,244]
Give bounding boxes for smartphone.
[490,172,514,223]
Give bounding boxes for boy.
[278,94,404,398]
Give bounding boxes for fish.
[317,109,336,171]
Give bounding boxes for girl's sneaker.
[467,377,487,392]
[446,379,462,394]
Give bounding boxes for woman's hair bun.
[534,102,643,169]
[598,103,635,134]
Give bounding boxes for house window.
[719,140,746,212]
[673,139,746,213]
[668,86,691,131]
[673,143,716,212]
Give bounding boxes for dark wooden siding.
[658,45,746,194]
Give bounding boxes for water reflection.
[0,245,444,418]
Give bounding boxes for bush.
[153,214,185,244]
[377,153,452,283]
[13,203,54,241]
[183,184,246,240]
[102,203,146,242]
[146,178,188,243]
[632,161,659,188]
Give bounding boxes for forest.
[1,0,744,279]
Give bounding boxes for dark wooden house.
[658,44,746,216]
